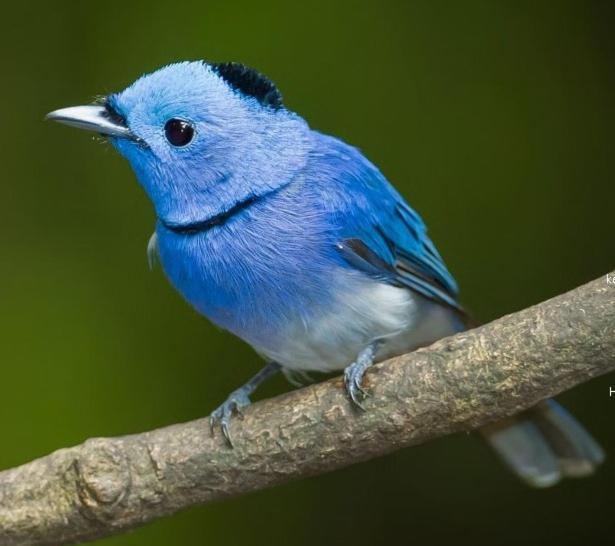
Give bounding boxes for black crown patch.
[210,62,283,109]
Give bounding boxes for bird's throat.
[160,194,259,235]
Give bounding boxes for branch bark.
[1,272,614,546]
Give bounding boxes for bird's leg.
[344,341,383,410]
[210,361,281,446]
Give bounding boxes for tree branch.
[1,272,614,546]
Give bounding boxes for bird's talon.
[350,386,367,410]
[344,355,375,410]
[209,389,252,447]
[221,422,233,447]
[354,380,368,397]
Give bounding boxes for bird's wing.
[319,138,462,312]
[336,202,461,311]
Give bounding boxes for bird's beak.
[45,104,137,140]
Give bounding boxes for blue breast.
[155,178,345,348]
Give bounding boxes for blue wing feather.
[310,133,461,312]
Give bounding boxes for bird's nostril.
[103,99,128,127]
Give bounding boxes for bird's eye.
[164,119,194,147]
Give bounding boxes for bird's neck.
[153,114,313,229]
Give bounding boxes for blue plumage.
[47,60,603,484]
[308,133,461,310]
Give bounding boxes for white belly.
[253,272,460,373]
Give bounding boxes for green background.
[1,1,614,544]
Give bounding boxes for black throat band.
[161,195,259,235]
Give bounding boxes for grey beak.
[45,104,136,140]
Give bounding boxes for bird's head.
[47,61,311,229]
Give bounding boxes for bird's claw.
[209,388,252,447]
[344,362,370,411]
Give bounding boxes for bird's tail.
[481,399,605,488]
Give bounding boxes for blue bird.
[47,61,604,486]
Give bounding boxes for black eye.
[164,119,194,147]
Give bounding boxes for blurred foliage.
[0,1,614,545]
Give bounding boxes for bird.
[47,60,604,487]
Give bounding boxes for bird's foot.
[209,362,281,447]
[343,342,380,410]
[209,387,252,447]
[344,361,370,410]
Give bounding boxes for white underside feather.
[254,272,460,372]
